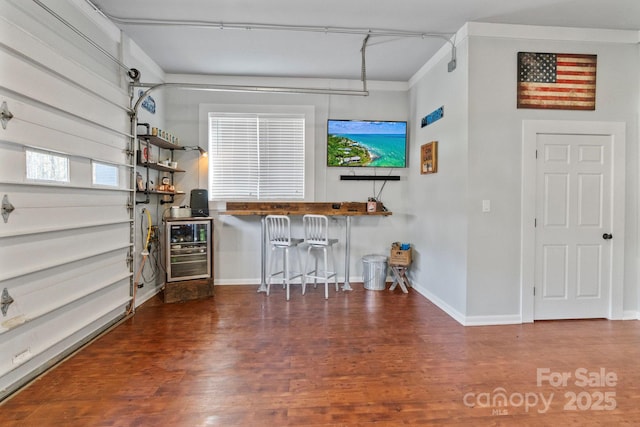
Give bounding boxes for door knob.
[603,233,613,240]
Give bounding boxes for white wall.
[162,75,411,284]
[465,24,639,321]
[406,36,470,320]
[407,22,640,324]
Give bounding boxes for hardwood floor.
[2,285,640,426]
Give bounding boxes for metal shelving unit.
[136,124,186,205]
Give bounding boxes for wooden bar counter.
[222,201,392,216]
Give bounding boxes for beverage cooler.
[165,218,212,282]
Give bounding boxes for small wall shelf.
[136,161,186,173]
[137,134,183,150]
[147,190,186,196]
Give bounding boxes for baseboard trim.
[463,314,523,326]
[411,282,522,326]
[411,282,467,326]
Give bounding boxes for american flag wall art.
[517,52,597,110]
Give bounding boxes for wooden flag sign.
[517,52,597,110]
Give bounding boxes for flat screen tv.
[327,119,407,168]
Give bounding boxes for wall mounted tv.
[327,119,407,168]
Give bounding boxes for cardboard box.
[390,243,412,266]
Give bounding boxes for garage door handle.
[2,194,14,223]
[603,233,613,240]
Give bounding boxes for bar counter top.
[217,201,392,216]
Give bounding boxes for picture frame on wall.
[421,141,438,174]
[516,52,597,110]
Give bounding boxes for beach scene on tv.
[327,120,407,167]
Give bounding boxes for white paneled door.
[534,133,613,319]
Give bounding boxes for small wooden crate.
[163,278,214,303]
[390,244,412,266]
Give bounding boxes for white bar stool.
[302,214,339,299]
[265,215,304,300]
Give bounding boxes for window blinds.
[208,113,305,200]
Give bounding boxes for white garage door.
[0,1,133,398]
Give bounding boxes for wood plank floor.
[2,285,640,426]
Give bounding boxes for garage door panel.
[0,279,130,378]
[0,249,130,332]
[0,185,131,237]
[1,204,130,237]
[0,15,127,105]
[1,185,129,207]
[0,223,130,281]
[0,49,127,133]
[0,0,134,400]
[0,94,128,159]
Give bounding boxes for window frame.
[199,104,315,203]
[91,160,120,188]
[25,148,70,184]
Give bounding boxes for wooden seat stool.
[389,264,411,293]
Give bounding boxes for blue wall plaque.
[421,106,444,128]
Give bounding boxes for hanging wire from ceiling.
[31,0,456,103]
[89,3,458,71]
[100,14,454,42]
[132,82,369,116]
[360,34,370,93]
[32,0,374,96]
[31,0,367,96]
[31,0,123,71]
[32,0,141,80]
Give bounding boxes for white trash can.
[362,254,388,290]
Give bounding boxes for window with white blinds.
[208,113,305,200]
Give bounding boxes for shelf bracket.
[1,101,13,130]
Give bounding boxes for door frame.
[521,120,626,322]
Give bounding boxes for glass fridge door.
[167,221,210,281]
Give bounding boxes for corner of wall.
[408,23,469,88]
[411,281,467,326]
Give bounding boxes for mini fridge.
[165,218,212,282]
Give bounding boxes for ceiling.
[89,0,640,82]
